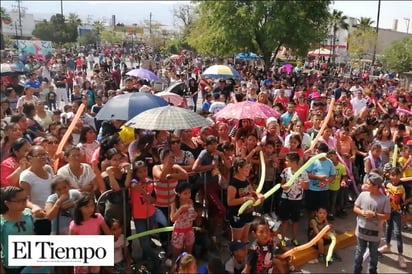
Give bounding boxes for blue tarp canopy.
[235,52,261,60]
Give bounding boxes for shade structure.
[235,52,261,60]
[201,65,241,80]
[214,101,281,121]
[0,63,27,77]
[155,91,184,106]
[307,48,337,57]
[126,105,213,131]
[125,68,160,81]
[95,92,168,121]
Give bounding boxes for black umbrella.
[0,63,27,77]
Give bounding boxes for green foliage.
[186,0,331,67]
[100,30,123,45]
[353,17,375,32]
[77,32,98,45]
[381,36,412,73]
[1,7,12,49]
[347,29,376,59]
[32,14,78,44]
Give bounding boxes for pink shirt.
[69,213,104,235]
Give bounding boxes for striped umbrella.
[126,105,213,130]
[201,65,241,80]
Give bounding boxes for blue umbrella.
[96,92,168,121]
[235,52,261,60]
[126,68,160,81]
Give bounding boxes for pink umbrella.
[155,91,184,106]
[214,101,281,121]
[281,64,293,73]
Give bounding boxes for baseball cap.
[365,172,383,187]
[229,240,248,252]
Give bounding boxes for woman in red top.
[294,92,310,122]
[0,138,31,187]
[279,134,305,163]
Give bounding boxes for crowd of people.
[1,46,412,274]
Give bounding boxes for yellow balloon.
[119,126,135,144]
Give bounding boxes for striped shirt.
[154,178,178,208]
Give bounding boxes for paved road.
[129,207,412,273]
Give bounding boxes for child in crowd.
[225,241,248,274]
[262,140,280,215]
[308,207,341,265]
[45,175,81,235]
[243,216,285,274]
[60,104,74,125]
[170,181,197,260]
[105,218,132,274]
[193,202,209,258]
[130,160,160,273]
[378,167,409,268]
[327,150,347,220]
[172,252,198,274]
[364,143,383,173]
[46,85,57,111]
[69,192,111,274]
[279,152,309,247]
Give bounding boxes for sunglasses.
[170,140,181,145]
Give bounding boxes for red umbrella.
[214,101,281,121]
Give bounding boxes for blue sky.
[2,1,412,33]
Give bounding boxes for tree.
[347,28,376,60]
[100,30,123,45]
[353,17,374,32]
[172,3,196,51]
[328,9,349,64]
[186,1,331,68]
[1,7,12,49]
[32,14,78,44]
[381,36,412,73]
[67,13,82,27]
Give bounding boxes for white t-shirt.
[57,163,96,189]
[209,101,226,114]
[16,95,39,110]
[351,97,367,116]
[280,167,309,200]
[20,165,55,207]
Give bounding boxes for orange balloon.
[278,224,331,259]
[53,103,86,172]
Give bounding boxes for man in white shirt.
[209,93,226,114]
[351,90,367,117]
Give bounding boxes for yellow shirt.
[329,163,346,191]
[398,156,412,177]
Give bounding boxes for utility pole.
[17,0,23,37]
[60,0,63,16]
[149,12,153,45]
[371,0,381,67]
[405,17,411,34]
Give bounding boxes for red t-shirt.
[280,147,305,159]
[130,179,156,219]
[295,103,309,122]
